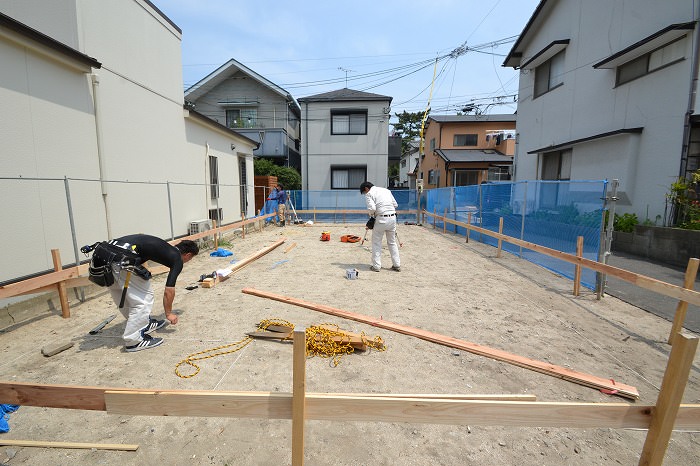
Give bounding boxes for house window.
[209,155,219,199]
[331,166,366,189]
[226,108,257,128]
[429,138,436,151]
[540,149,572,209]
[401,159,407,168]
[534,50,565,98]
[331,110,367,135]
[616,37,686,86]
[428,169,440,185]
[454,134,478,146]
[540,149,571,181]
[488,166,511,181]
[454,170,480,186]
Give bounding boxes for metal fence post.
[598,179,619,298]
[64,177,85,302]
[166,181,174,240]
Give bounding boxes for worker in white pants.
[371,214,401,271]
[360,181,401,272]
[109,265,155,347]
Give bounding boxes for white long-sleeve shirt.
[364,186,398,217]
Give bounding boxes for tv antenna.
[338,67,353,87]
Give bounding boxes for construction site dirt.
[1,223,698,465]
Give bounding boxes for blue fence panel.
[425,180,607,290]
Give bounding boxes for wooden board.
[103,390,700,428]
[247,331,367,351]
[0,439,138,451]
[241,288,640,400]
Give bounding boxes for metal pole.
[63,177,80,267]
[166,181,175,240]
[64,177,85,302]
[599,179,619,298]
[595,181,608,298]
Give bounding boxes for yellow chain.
[174,319,385,377]
[174,318,294,378]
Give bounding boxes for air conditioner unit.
[189,219,212,235]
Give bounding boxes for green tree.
[392,110,428,154]
[253,159,302,190]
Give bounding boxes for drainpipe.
[303,102,309,191]
[680,5,700,178]
[91,73,112,239]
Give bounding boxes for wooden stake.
[668,258,699,345]
[466,212,472,243]
[573,236,584,296]
[497,217,504,257]
[639,334,699,465]
[51,249,70,318]
[292,328,306,466]
[284,242,298,254]
[241,288,640,400]
[0,439,138,451]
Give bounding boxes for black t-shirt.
[115,234,183,287]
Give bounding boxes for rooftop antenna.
[338,67,353,88]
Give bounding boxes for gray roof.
[298,88,392,103]
[436,149,514,164]
[428,114,517,123]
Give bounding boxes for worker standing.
[360,181,400,272]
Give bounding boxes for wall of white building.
[513,0,696,221]
[0,0,255,284]
[301,100,389,191]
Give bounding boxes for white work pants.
[371,215,400,269]
[109,266,154,346]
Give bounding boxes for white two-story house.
[297,88,392,191]
[504,0,700,223]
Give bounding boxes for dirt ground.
[1,222,699,466]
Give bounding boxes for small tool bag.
[320,231,331,241]
[85,240,148,287]
[365,217,376,230]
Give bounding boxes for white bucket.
[345,268,359,280]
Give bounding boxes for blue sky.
[155,0,539,122]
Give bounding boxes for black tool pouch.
[88,256,114,287]
[87,241,142,287]
[366,217,376,230]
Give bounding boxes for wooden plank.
[423,211,700,307]
[103,390,700,428]
[241,288,640,400]
[668,258,700,345]
[284,242,298,253]
[246,331,367,351]
[0,381,109,410]
[3,380,699,429]
[292,328,306,466]
[0,266,80,300]
[0,439,138,451]
[51,249,70,318]
[639,334,699,465]
[225,238,287,273]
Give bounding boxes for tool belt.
[83,240,150,287]
[365,217,376,230]
[320,231,331,241]
[341,235,361,243]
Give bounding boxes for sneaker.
[391,265,401,272]
[125,335,163,352]
[143,318,167,335]
[370,266,381,272]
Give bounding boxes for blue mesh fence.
[424,180,608,290]
[288,189,419,224]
